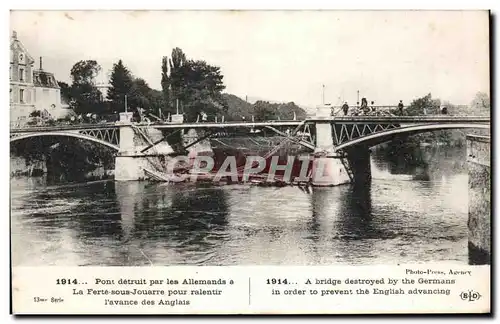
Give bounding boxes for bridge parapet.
[313,116,490,124]
[10,127,120,151]
[116,112,134,125]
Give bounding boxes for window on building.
[10,88,12,103]
[19,89,24,104]
[9,67,11,80]
[19,68,24,82]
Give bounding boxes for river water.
[11,146,470,266]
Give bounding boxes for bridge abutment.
[466,135,491,265]
[311,121,351,186]
[115,112,143,181]
[311,154,352,186]
[115,155,151,181]
[114,112,174,181]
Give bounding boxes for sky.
[10,10,490,109]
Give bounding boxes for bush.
[29,110,42,118]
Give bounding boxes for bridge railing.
[10,114,490,132]
[330,105,399,117]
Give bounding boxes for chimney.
[12,31,17,40]
[39,57,43,70]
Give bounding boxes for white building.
[33,62,67,119]
[10,31,70,125]
[10,31,35,124]
[96,82,111,102]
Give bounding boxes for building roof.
[33,70,60,89]
[10,31,35,65]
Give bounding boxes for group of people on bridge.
[339,99,405,117]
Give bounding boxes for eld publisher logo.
[460,290,482,302]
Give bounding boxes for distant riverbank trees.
[380,92,490,152]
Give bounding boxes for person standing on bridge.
[342,102,349,116]
[398,100,404,115]
[361,98,370,115]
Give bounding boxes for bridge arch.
[334,123,490,152]
[10,132,120,151]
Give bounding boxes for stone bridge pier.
[466,135,491,265]
[115,112,174,181]
[311,121,351,186]
[311,108,371,187]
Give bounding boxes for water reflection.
[337,184,374,239]
[309,184,383,264]
[130,183,229,251]
[373,146,466,181]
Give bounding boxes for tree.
[470,92,490,116]
[391,93,457,147]
[466,92,491,137]
[69,60,103,114]
[148,89,166,119]
[160,56,171,116]
[177,59,227,121]
[125,78,168,120]
[159,48,228,121]
[70,60,101,85]
[130,78,151,109]
[107,60,134,112]
[169,47,187,109]
[58,81,72,104]
[405,93,440,116]
[254,101,277,121]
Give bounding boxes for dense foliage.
[162,48,228,121]
[11,137,115,181]
[107,60,134,112]
[68,60,106,114]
